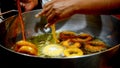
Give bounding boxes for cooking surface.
[0,10,120,67]
[0,46,120,67]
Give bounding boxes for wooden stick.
[17,0,26,41]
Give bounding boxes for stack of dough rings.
[59,31,107,57]
[13,40,38,56]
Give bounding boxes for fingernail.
[35,14,39,18]
[45,24,49,28]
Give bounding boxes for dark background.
[1,0,42,19]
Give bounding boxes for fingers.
[35,0,61,27]
[47,10,56,20]
[45,18,58,28]
[35,5,53,18]
[44,11,57,27]
[35,0,58,17]
[43,0,57,8]
[45,7,53,17]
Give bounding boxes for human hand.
[19,0,38,11]
[35,0,80,27]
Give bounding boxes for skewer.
[16,0,26,41]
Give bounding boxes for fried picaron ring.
[13,40,38,55]
[61,39,81,48]
[59,31,77,41]
[77,33,93,42]
[14,40,37,51]
[18,46,38,55]
[84,39,107,52]
[64,48,83,57]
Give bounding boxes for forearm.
[75,0,120,14]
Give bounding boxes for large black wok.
[0,9,120,68]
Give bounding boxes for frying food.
[84,39,107,52]
[13,31,108,58]
[42,44,64,57]
[64,48,83,57]
[13,40,38,55]
[61,39,81,48]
